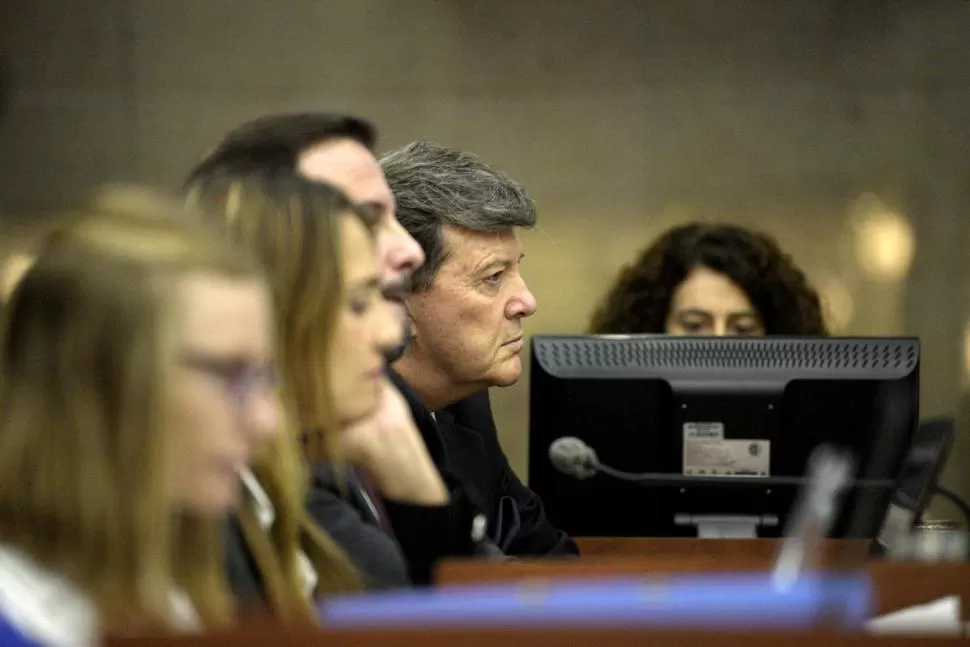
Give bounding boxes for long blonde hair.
[186,171,363,619]
[0,187,263,632]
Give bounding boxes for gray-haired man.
[381,141,577,556]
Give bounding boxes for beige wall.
[3,1,970,512]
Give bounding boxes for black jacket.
[303,370,497,587]
[306,370,575,586]
[224,370,570,603]
[307,457,489,587]
[304,465,411,589]
[223,466,416,602]
[224,515,264,605]
[430,385,578,556]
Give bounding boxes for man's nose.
[506,276,538,318]
[382,220,425,280]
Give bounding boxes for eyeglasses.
[181,351,279,407]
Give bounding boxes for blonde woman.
[186,170,449,602]
[187,172,370,618]
[0,189,279,645]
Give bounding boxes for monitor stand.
[674,514,780,539]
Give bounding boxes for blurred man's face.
[298,139,425,333]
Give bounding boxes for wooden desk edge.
[105,627,968,646]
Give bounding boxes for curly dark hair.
[589,222,828,336]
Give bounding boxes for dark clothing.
[305,466,411,589]
[224,369,571,604]
[352,466,394,535]
[222,468,412,603]
[304,372,494,587]
[224,516,264,603]
[306,370,576,586]
[431,386,578,557]
[307,459,488,587]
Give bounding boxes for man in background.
[381,140,577,556]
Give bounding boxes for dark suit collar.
[386,369,480,437]
[428,405,481,447]
[431,408,484,452]
[386,366,450,467]
[310,462,380,525]
[431,405,487,492]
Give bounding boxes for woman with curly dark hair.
[589,222,827,336]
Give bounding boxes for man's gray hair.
[379,140,537,292]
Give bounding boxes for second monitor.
[528,335,920,539]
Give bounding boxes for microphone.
[547,436,892,488]
[550,436,867,578]
[548,436,599,480]
[548,436,747,485]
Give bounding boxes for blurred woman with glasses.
[0,189,279,644]
[187,168,449,614]
[186,171,398,620]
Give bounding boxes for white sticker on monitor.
[683,422,725,440]
[683,427,770,477]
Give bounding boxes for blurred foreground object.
[318,572,871,631]
[773,445,854,591]
[886,523,968,563]
[1,253,33,301]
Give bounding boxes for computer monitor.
[528,335,920,539]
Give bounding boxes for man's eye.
[484,271,503,284]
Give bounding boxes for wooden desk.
[103,540,962,644]
[106,628,968,646]
[574,537,872,564]
[437,558,970,618]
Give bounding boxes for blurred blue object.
[0,614,38,646]
[320,573,872,630]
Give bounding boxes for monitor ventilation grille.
[535,337,918,376]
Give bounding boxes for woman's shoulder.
[0,544,97,647]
